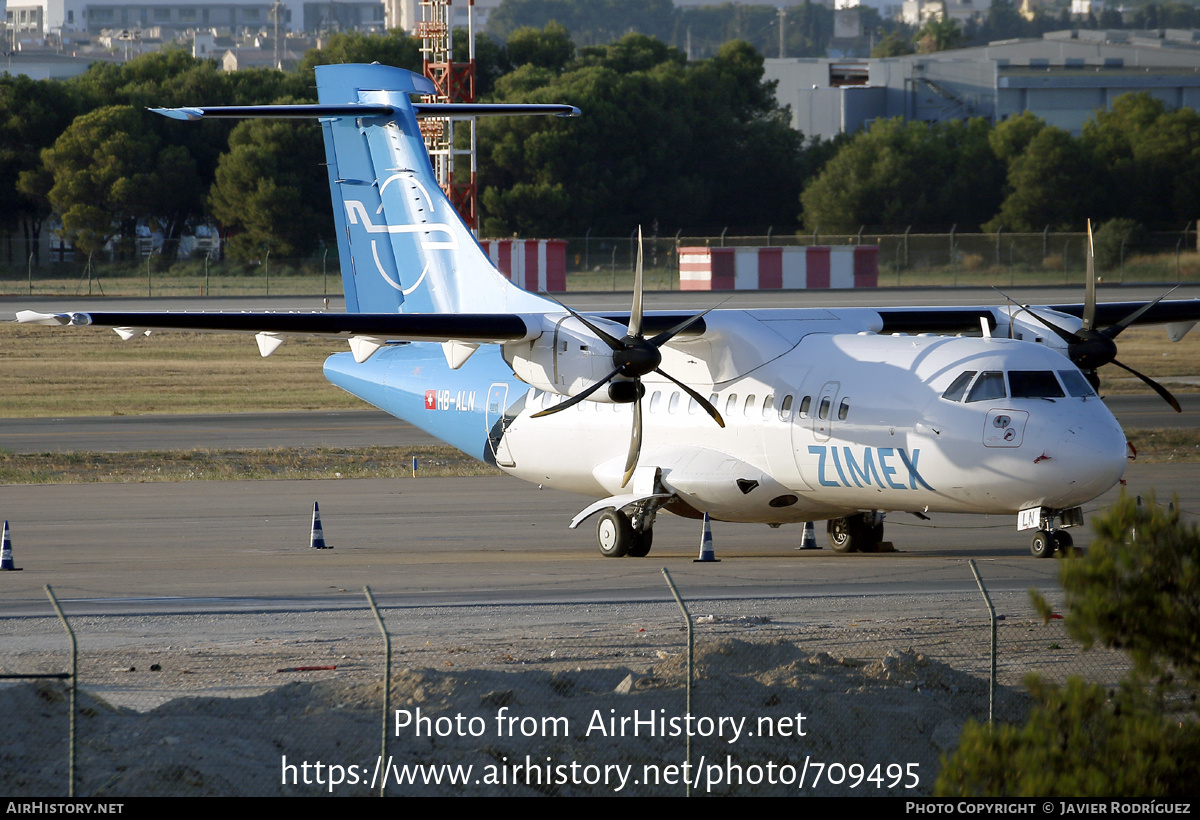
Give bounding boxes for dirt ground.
[3,594,1117,797]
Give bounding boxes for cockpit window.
[941,371,977,402]
[1058,370,1097,398]
[966,371,1006,403]
[1009,371,1065,399]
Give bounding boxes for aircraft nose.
[1054,415,1127,502]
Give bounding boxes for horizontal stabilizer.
[150,103,579,121]
[15,310,538,344]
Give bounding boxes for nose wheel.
[1030,529,1074,558]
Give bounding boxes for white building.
[5,0,385,36]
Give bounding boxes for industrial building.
[766,28,1200,139]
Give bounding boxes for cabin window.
[649,391,662,412]
[1058,370,1097,398]
[668,392,681,413]
[966,371,1006,402]
[762,394,775,419]
[1009,371,1065,399]
[725,394,738,416]
[838,398,850,420]
[941,371,976,402]
[688,397,699,414]
[798,395,811,419]
[818,397,831,420]
[744,394,756,415]
[779,394,794,421]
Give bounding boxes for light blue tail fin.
[317,64,557,315]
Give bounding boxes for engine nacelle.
[502,315,624,401]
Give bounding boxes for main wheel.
[597,510,634,557]
[858,522,885,553]
[1030,530,1054,558]
[627,528,654,558]
[1053,530,1075,556]
[827,517,862,553]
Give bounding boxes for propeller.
[997,220,1181,413]
[532,227,725,486]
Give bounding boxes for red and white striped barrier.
[679,246,878,291]
[483,239,567,292]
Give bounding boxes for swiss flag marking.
[425,390,437,410]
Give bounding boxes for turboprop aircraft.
[16,63,1200,559]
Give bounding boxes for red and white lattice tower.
[418,0,478,231]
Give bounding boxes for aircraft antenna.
[418,0,479,233]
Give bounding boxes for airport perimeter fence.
[2,574,1140,798]
[5,229,1200,300]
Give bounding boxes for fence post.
[364,586,391,797]
[967,561,997,725]
[45,585,77,797]
[661,568,693,797]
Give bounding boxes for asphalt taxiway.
[1,462,1195,617]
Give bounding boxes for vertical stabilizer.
[317,64,552,315]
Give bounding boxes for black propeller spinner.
[999,220,1181,413]
[532,228,725,486]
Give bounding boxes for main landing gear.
[596,507,655,558]
[827,512,885,553]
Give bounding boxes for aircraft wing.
[15,309,530,340]
[14,309,707,339]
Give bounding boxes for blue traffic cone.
[798,521,821,550]
[693,512,719,563]
[310,503,331,550]
[1,521,21,570]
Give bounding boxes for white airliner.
[17,64,1200,559]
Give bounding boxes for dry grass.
[1122,429,1200,463]
[0,324,359,416]
[1095,325,1200,395]
[0,445,498,484]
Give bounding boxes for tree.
[799,117,1002,232]
[505,21,575,72]
[208,115,330,259]
[0,74,81,263]
[1054,494,1200,688]
[1082,93,1200,230]
[871,31,914,57]
[936,493,1200,796]
[985,125,1096,232]
[479,36,804,236]
[917,17,963,53]
[38,106,168,256]
[295,29,422,84]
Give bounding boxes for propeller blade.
[1110,359,1182,413]
[622,396,643,488]
[539,290,624,351]
[655,368,725,427]
[647,297,731,349]
[629,226,644,338]
[1083,219,1097,332]
[1102,285,1180,341]
[529,367,622,418]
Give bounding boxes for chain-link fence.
[6,230,1198,299]
[1,574,1136,798]
[559,230,1200,292]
